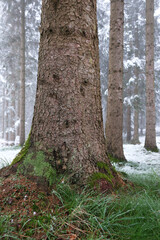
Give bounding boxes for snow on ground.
[0,137,160,175]
[115,136,160,175]
[0,139,21,169]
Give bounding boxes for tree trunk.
[20,0,26,146]
[2,87,5,139]
[132,12,140,144]
[13,0,122,188]
[145,0,157,151]
[10,85,16,144]
[126,104,131,143]
[105,0,126,161]
[5,87,9,145]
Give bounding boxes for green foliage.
[50,174,160,239]
[11,133,31,165]
[17,151,56,186]
[1,174,160,239]
[0,215,16,238]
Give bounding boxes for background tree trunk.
[9,85,16,144]
[145,0,157,151]
[126,104,131,143]
[105,0,126,161]
[132,12,140,144]
[20,0,26,146]
[2,87,5,140]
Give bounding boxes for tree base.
[108,154,127,163]
[144,145,159,153]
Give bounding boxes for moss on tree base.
[11,133,31,166]
[145,146,159,153]
[88,161,119,192]
[17,151,57,186]
[108,154,127,163]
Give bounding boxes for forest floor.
[0,137,160,239]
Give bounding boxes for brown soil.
[0,166,77,240]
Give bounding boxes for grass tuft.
[1,173,160,239]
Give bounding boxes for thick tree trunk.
[20,0,26,146]
[145,0,157,151]
[105,0,126,161]
[13,0,122,188]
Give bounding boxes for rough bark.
[145,0,157,151]
[105,0,126,161]
[14,0,122,187]
[20,0,26,146]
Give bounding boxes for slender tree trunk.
[145,0,157,151]
[17,82,21,138]
[5,87,9,145]
[105,0,126,161]
[13,0,122,188]
[10,85,16,144]
[132,71,140,144]
[126,104,131,143]
[140,110,144,135]
[2,87,5,139]
[20,0,26,146]
[132,13,140,144]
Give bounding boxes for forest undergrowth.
[0,171,160,240]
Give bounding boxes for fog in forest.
[0,0,160,147]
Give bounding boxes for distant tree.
[12,0,122,188]
[0,0,41,144]
[20,0,26,146]
[132,8,140,144]
[105,0,126,161]
[145,0,158,151]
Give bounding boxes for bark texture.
[145,0,157,151]
[20,0,26,146]
[105,0,125,160]
[25,0,118,184]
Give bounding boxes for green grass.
[1,173,160,239]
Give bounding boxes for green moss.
[89,172,113,187]
[17,151,56,186]
[145,146,159,153]
[88,161,115,187]
[97,161,114,178]
[11,133,31,165]
[108,154,126,163]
